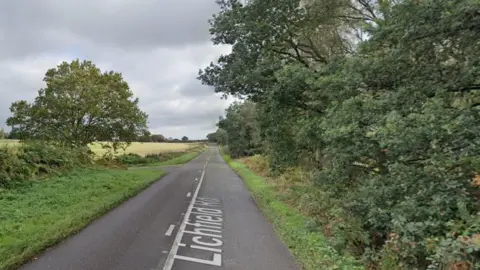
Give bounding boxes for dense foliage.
[201,0,480,269]
[137,131,167,142]
[0,142,93,188]
[7,59,148,148]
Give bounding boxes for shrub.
[0,142,93,188]
[239,155,269,176]
[115,153,149,165]
[114,151,191,166]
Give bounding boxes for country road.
[20,147,299,270]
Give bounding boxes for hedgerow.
[0,142,93,188]
[202,0,480,268]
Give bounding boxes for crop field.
[89,142,197,156]
[0,140,197,157]
[0,139,19,147]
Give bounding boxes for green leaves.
[7,59,148,147]
[204,0,480,268]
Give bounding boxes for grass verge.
[127,147,205,167]
[0,168,166,270]
[158,149,203,166]
[221,153,363,270]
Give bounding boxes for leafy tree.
[181,136,189,142]
[151,134,166,142]
[7,59,148,148]
[215,128,228,146]
[217,101,261,157]
[206,132,217,142]
[137,130,152,142]
[0,128,5,139]
[203,0,480,268]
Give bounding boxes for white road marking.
[173,254,221,266]
[165,225,175,236]
[187,192,191,198]
[160,160,208,270]
[195,178,198,181]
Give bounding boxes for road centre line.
[165,225,175,236]
[160,159,209,270]
[186,192,191,197]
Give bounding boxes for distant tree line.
[137,132,206,143]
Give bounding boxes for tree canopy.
[7,59,148,147]
[202,0,480,268]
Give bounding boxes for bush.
[239,155,269,175]
[114,151,187,166]
[114,153,149,165]
[0,142,93,188]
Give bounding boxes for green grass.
[0,168,166,270]
[222,153,363,270]
[158,150,202,165]
[127,148,205,168]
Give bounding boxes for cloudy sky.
[0,0,233,140]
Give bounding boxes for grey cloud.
[0,0,231,139]
[0,0,219,57]
[178,75,218,97]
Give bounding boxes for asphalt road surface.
[20,147,299,270]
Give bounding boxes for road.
[20,147,299,270]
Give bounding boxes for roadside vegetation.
[0,167,165,270]
[204,0,480,269]
[222,152,363,270]
[0,59,204,269]
[115,145,205,166]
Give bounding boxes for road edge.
[7,169,167,270]
[220,152,364,270]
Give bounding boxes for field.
[0,140,196,157]
[89,142,197,156]
[0,139,19,147]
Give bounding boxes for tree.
[181,136,189,142]
[137,130,152,142]
[0,128,6,139]
[202,0,480,268]
[7,59,148,148]
[151,134,166,142]
[217,101,261,157]
[206,132,217,142]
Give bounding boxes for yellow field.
[0,140,197,156]
[0,139,19,147]
[89,142,197,156]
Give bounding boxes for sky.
[0,0,233,140]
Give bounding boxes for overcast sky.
[0,0,233,140]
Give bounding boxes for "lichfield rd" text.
[174,197,223,266]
